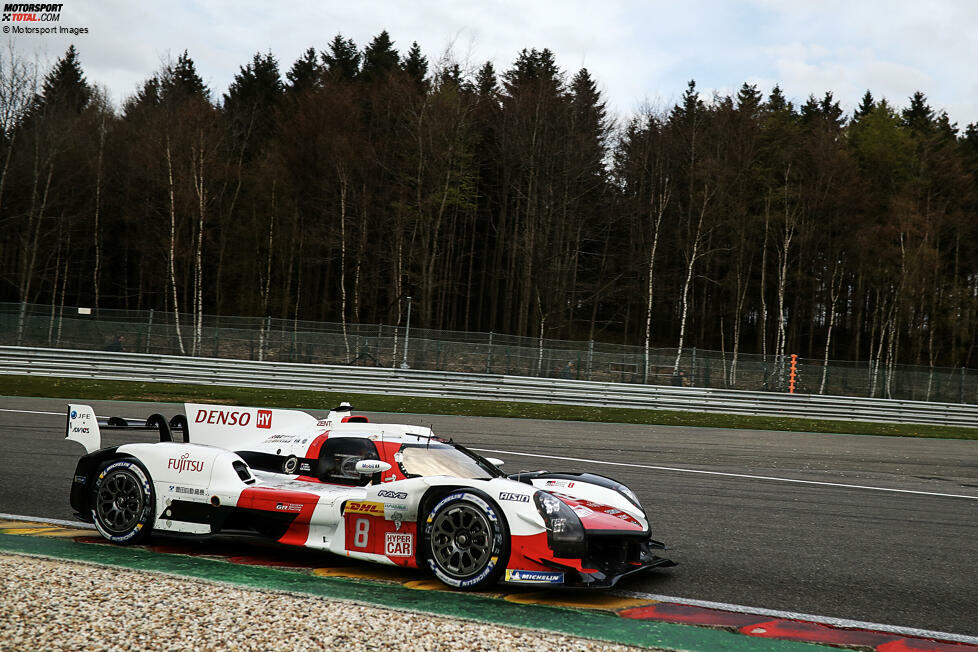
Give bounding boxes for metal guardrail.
[1,346,975,428]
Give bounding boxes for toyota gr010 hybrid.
[66,402,673,589]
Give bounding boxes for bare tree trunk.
[48,217,63,346]
[925,326,935,401]
[353,188,367,324]
[338,169,351,363]
[673,188,712,374]
[819,263,843,394]
[643,176,669,383]
[730,240,752,387]
[92,111,106,316]
[191,130,207,357]
[536,290,546,377]
[0,129,15,216]
[56,231,69,346]
[17,161,53,346]
[258,181,276,362]
[165,136,186,355]
[760,197,771,361]
[774,167,796,364]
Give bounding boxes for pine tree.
[800,94,820,123]
[37,44,91,115]
[854,90,875,120]
[437,62,463,90]
[401,41,428,88]
[819,91,843,126]
[475,61,498,100]
[735,83,762,118]
[963,122,978,159]
[503,48,562,91]
[286,47,321,94]
[569,67,610,184]
[322,34,361,81]
[934,111,958,140]
[901,91,935,132]
[670,79,705,125]
[223,51,284,154]
[163,50,209,104]
[359,31,398,82]
[765,84,793,114]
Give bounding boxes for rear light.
[534,491,585,557]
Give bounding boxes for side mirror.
[355,459,392,476]
[486,457,504,467]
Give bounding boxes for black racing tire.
[91,458,155,545]
[422,490,509,590]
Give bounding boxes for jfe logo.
[257,410,272,429]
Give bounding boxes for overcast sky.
[10,0,978,127]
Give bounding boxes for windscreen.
[396,443,497,479]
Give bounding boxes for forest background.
[1,32,976,384]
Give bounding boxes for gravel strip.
[0,554,649,651]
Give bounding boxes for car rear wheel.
[422,490,508,590]
[92,458,155,544]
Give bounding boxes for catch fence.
[1,302,975,404]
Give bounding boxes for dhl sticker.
[344,500,384,517]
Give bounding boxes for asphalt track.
[2,395,977,637]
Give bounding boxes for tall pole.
[401,296,412,369]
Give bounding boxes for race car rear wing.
[66,403,188,454]
[65,402,361,454]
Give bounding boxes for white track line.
[0,513,93,529]
[0,408,65,416]
[612,589,978,645]
[472,448,978,500]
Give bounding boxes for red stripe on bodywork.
[552,493,644,532]
[237,487,319,546]
[509,531,598,573]
[739,620,899,648]
[305,433,329,459]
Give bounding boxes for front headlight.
[619,485,642,510]
[534,491,585,557]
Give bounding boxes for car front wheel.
[92,458,155,544]
[422,490,508,590]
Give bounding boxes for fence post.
[486,331,494,374]
[145,309,154,354]
[691,347,697,386]
[401,296,412,369]
[586,340,594,381]
[961,366,966,403]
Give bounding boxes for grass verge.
[1,373,976,440]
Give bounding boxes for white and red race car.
[66,402,673,589]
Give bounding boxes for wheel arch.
[70,446,124,518]
[417,484,511,590]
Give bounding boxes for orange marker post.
[789,354,798,393]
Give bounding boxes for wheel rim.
[430,503,493,577]
[95,469,145,534]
